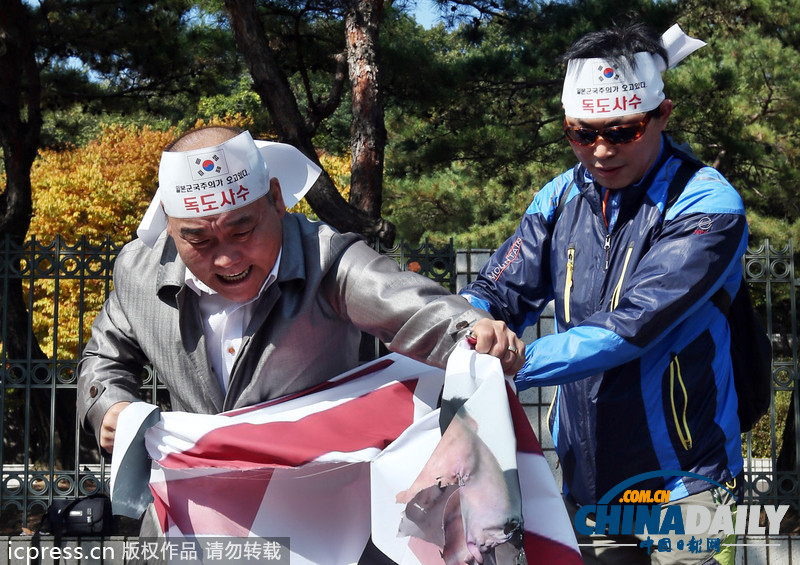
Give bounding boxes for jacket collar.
[155,236,185,305]
[274,214,306,285]
[574,134,679,224]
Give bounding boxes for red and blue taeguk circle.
[603,67,615,79]
[202,159,216,172]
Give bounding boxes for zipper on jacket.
[669,353,693,450]
[603,234,612,271]
[547,387,558,437]
[564,245,575,323]
[610,243,635,311]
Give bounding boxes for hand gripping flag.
[111,347,581,564]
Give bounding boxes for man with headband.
[461,23,746,564]
[76,126,523,549]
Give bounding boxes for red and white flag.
[114,347,581,564]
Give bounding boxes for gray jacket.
[78,213,488,447]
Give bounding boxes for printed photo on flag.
[371,345,581,564]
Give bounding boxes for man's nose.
[213,247,242,267]
[593,138,616,159]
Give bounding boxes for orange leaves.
[29,124,177,245]
[27,124,177,356]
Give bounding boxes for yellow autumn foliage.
[27,124,175,357]
[30,125,176,243]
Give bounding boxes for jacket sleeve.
[517,167,748,388]
[460,172,574,334]
[77,254,149,448]
[324,239,491,369]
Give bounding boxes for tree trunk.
[0,0,44,356]
[0,0,69,467]
[223,0,395,245]
[0,0,40,238]
[345,0,386,219]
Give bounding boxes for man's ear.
[164,206,175,238]
[270,177,286,216]
[659,99,674,125]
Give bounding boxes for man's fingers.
[506,346,526,375]
[468,319,525,374]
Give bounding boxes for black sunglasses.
[563,114,652,146]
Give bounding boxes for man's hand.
[468,318,525,375]
[100,401,131,453]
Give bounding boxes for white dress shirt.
[185,250,282,391]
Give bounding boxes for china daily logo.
[573,471,789,555]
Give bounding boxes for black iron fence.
[0,236,797,535]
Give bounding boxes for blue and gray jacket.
[461,136,747,506]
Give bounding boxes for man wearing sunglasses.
[461,22,747,564]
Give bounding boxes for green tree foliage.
[381,1,684,247]
[669,0,800,244]
[13,0,800,250]
[34,0,247,147]
[23,0,800,251]
[14,0,800,249]
[378,1,800,250]
[381,13,569,247]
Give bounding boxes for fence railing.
[1,236,798,535]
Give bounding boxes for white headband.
[561,24,706,119]
[136,131,322,248]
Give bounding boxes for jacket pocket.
[668,353,693,450]
[564,245,575,323]
[610,243,635,311]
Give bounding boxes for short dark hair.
[560,22,668,70]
